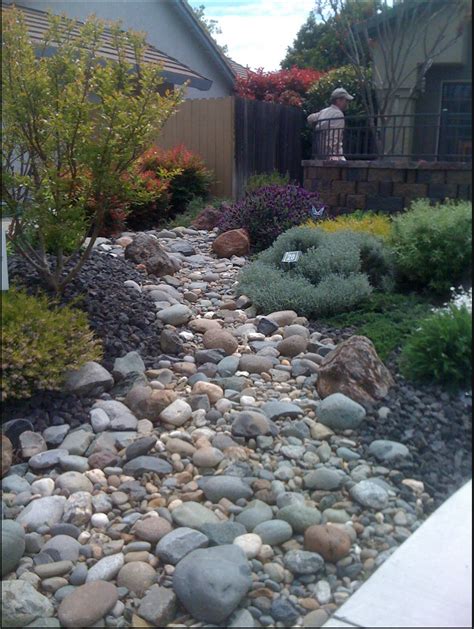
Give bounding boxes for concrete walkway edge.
[322,479,472,628]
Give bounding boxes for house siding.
[9,0,233,98]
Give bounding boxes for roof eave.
[173,0,236,87]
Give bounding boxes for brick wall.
[302,160,472,215]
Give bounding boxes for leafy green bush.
[1,290,102,400]
[321,292,433,360]
[400,305,472,390]
[237,226,395,317]
[390,199,472,295]
[245,171,290,193]
[258,227,395,291]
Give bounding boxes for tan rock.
[166,438,196,457]
[125,386,177,421]
[316,335,394,406]
[304,524,352,563]
[193,447,224,468]
[2,435,13,477]
[202,329,238,355]
[188,319,223,333]
[192,381,224,404]
[132,517,172,543]
[277,335,308,357]
[212,229,250,258]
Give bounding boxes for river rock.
[278,504,322,533]
[137,585,177,626]
[172,545,252,623]
[125,233,180,276]
[2,580,54,626]
[284,549,325,575]
[157,304,192,326]
[253,520,293,545]
[350,480,389,509]
[57,581,118,627]
[112,351,145,381]
[172,502,220,530]
[198,476,253,503]
[155,527,209,564]
[2,520,26,577]
[236,500,274,532]
[64,361,113,397]
[117,561,156,596]
[86,553,124,582]
[2,435,13,476]
[203,329,239,355]
[304,524,352,562]
[317,393,366,431]
[231,411,275,438]
[16,496,66,532]
[159,399,193,426]
[212,229,250,258]
[123,455,173,477]
[368,439,410,462]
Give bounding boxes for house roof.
[226,57,251,80]
[173,0,238,87]
[1,2,213,90]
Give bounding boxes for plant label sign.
[282,251,302,264]
[1,221,9,291]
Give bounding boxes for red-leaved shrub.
[235,66,325,107]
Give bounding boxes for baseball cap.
[331,87,354,101]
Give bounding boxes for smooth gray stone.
[235,500,273,532]
[304,468,345,491]
[198,476,253,503]
[28,449,69,470]
[16,496,66,532]
[368,439,410,462]
[172,545,252,624]
[171,502,220,531]
[317,393,366,431]
[350,480,389,509]
[64,361,113,397]
[284,550,325,575]
[122,456,172,477]
[112,351,146,381]
[261,400,303,420]
[42,535,81,562]
[253,520,293,545]
[199,521,247,546]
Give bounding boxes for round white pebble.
[233,533,262,559]
[91,513,109,529]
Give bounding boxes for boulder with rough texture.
[212,229,250,258]
[64,362,113,397]
[2,434,13,477]
[172,545,252,623]
[125,386,177,420]
[316,335,394,406]
[192,205,223,230]
[2,580,54,626]
[138,585,177,627]
[112,351,145,381]
[125,233,180,276]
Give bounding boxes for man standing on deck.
[307,87,354,160]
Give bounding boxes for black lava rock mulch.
[9,251,162,371]
[5,251,164,430]
[311,322,472,509]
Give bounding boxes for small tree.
[2,8,183,292]
[315,0,469,155]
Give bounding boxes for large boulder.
[125,233,180,276]
[316,335,394,406]
[64,362,113,397]
[212,229,250,258]
[172,545,252,623]
[2,520,26,577]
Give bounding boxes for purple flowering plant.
[217,184,324,251]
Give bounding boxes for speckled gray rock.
[156,304,192,325]
[2,580,54,626]
[350,480,389,509]
[55,471,93,494]
[317,393,366,431]
[28,449,68,471]
[137,585,177,626]
[155,527,208,564]
[284,549,325,575]
[231,411,276,438]
[172,545,252,624]
[16,496,66,532]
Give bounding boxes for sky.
[188,0,316,71]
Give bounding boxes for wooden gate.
[156,96,304,199]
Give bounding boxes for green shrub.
[238,262,372,317]
[245,171,290,193]
[400,305,472,390]
[1,289,102,400]
[321,292,433,360]
[257,227,394,291]
[390,199,472,295]
[236,226,393,317]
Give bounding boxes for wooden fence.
[155,96,304,199]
